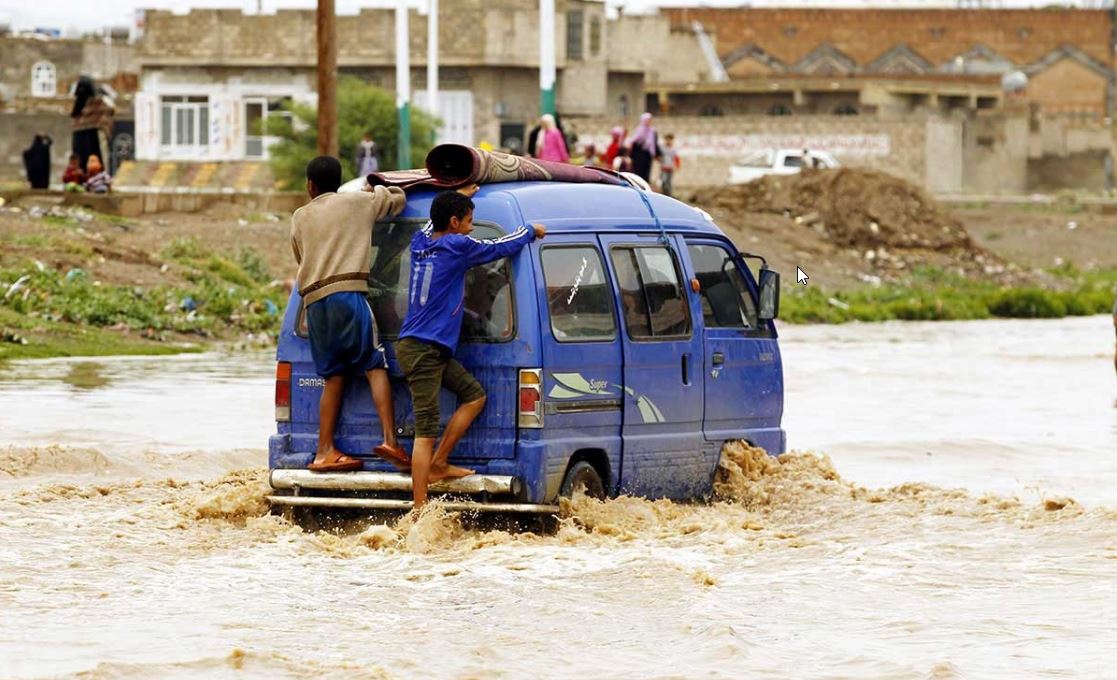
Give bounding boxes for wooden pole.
[316,0,338,157]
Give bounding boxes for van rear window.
[541,246,616,342]
[368,219,515,342]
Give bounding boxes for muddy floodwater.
[1,316,1115,679]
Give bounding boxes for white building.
[134,68,310,162]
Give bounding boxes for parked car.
[268,180,785,514]
[729,149,839,184]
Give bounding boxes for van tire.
[559,461,606,500]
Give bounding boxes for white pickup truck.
[729,149,839,184]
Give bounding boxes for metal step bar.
[267,495,558,514]
[269,469,520,495]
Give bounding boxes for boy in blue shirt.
[396,187,546,507]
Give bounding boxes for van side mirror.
[758,267,780,320]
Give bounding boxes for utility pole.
[426,0,439,138]
[539,0,556,116]
[396,0,411,169]
[316,0,338,157]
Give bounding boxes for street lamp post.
[396,0,411,169]
[539,0,555,116]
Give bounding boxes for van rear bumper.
[267,496,558,514]
[267,469,558,514]
[270,469,520,495]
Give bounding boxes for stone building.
[660,7,1114,120]
[132,0,702,163]
[652,7,1115,191]
[0,33,137,183]
[0,34,135,108]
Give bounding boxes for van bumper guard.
[270,469,522,495]
[267,495,558,514]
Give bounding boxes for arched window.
[31,62,56,98]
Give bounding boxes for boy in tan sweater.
[291,156,410,472]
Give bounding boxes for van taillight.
[518,368,543,429]
[275,362,291,422]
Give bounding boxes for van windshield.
[368,219,515,342]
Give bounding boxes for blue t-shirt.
[399,221,534,353]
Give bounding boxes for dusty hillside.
[690,168,1025,289]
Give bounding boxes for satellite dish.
[1001,70,1028,92]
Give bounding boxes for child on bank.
[62,153,85,191]
[291,156,411,472]
[396,188,546,507]
[83,155,111,194]
[658,133,681,197]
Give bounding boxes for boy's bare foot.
[428,464,475,483]
[373,444,412,472]
[308,448,363,472]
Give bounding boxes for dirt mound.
[693,167,974,252]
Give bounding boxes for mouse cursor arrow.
[796,267,809,285]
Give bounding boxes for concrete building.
[106,4,1117,193]
[132,0,698,164]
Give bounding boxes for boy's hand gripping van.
[269,179,785,513]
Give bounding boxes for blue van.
[268,180,785,514]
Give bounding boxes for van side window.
[610,246,691,340]
[541,246,616,342]
[687,243,758,330]
[368,219,514,342]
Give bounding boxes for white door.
[414,90,474,145]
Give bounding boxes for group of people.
[525,111,681,197]
[20,75,115,193]
[291,155,545,509]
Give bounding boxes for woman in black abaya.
[22,134,52,190]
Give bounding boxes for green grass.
[0,308,198,361]
[0,250,285,359]
[780,267,1117,324]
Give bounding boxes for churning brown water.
[1,316,1115,679]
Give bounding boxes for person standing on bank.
[626,112,661,182]
[22,134,52,190]
[356,133,379,177]
[530,114,570,163]
[396,188,546,508]
[71,76,115,171]
[291,156,412,473]
[658,133,681,197]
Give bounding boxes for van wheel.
[559,461,606,500]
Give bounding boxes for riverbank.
[0,194,288,360]
[0,189,1114,360]
[781,265,1117,323]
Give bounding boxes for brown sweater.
[291,186,406,305]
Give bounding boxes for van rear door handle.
[712,352,725,367]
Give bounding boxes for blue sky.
[0,0,1110,36]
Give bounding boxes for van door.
[600,234,705,499]
[533,237,624,495]
[682,238,784,453]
